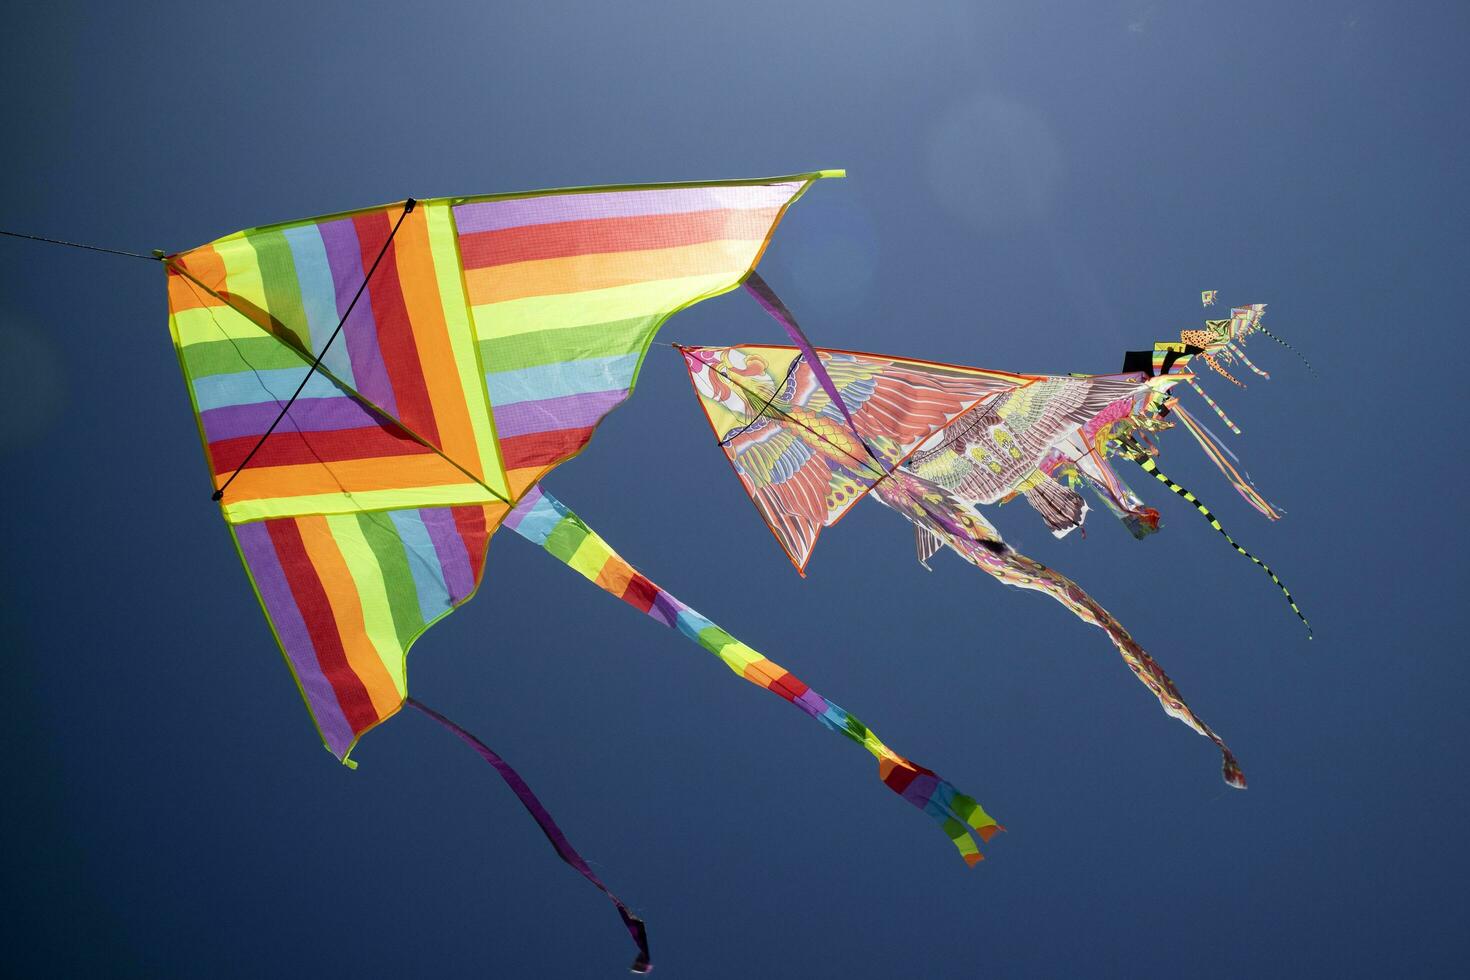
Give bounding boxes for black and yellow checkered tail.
[1127,448,1312,637]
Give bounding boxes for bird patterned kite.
[680,284,1316,792]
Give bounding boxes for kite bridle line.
[205,198,417,501]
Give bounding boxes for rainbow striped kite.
[161,172,998,970]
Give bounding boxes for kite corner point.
[817,168,847,179]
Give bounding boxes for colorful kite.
[1201,289,1218,306]
[158,172,999,971]
[679,280,1314,789]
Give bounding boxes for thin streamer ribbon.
[406,697,652,973]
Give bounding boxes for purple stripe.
[794,688,830,719]
[649,591,680,629]
[491,389,629,439]
[901,771,942,809]
[200,395,385,442]
[419,507,474,603]
[235,522,356,757]
[502,485,545,531]
[452,181,804,234]
[318,218,399,417]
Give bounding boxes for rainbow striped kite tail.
[879,756,1003,866]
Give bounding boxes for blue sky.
[3,2,1466,976]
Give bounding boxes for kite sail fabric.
[162,172,878,970]
[163,171,839,760]
[682,344,1023,571]
[682,342,1247,787]
[506,486,1002,864]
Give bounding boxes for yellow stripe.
[471,271,739,340]
[429,202,509,500]
[295,516,403,718]
[326,513,408,695]
[174,305,270,346]
[465,239,756,306]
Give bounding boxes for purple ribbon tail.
[744,271,886,472]
[406,697,652,973]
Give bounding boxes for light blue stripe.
[191,368,345,412]
[283,225,357,386]
[513,498,567,546]
[485,353,640,406]
[387,510,454,624]
[674,609,715,644]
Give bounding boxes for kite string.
[208,199,415,501]
[0,228,160,261]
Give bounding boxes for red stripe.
[621,574,659,614]
[266,519,381,734]
[451,505,491,585]
[209,425,432,473]
[457,207,781,269]
[768,671,810,704]
[498,425,596,470]
[353,212,440,445]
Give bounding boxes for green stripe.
[249,229,311,353]
[355,511,425,647]
[181,335,312,377]
[478,316,654,373]
[544,517,591,564]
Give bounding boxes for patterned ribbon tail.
[1171,404,1281,519]
[1126,448,1311,637]
[1185,377,1242,434]
[1258,325,1319,378]
[405,697,652,973]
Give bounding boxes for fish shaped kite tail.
[872,471,1246,790]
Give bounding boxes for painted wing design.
[725,416,840,569]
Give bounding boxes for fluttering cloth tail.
[507,486,1002,865]
[406,697,652,973]
[1125,444,1311,636]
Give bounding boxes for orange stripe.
[168,245,229,312]
[594,556,636,596]
[465,239,757,306]
[392,210,484,480]
[742,657,785,690]
[224,454,489,503]
[294,515,403,718]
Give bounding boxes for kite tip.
[211,489,224,501]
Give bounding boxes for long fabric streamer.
[1185,377,1242,434]
[1125,447,1311,635]
[406,697,653,973]
[1171,404,1280,519]
[507,486,1002,865]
